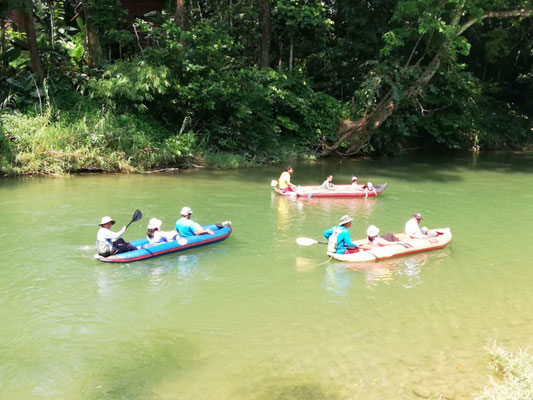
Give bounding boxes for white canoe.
[329,228,452,262]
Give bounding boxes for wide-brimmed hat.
[180,206,193,216]
[366,182,373,188]
[351,176,358,181]
[367,225,380,237]
[99,216,115,226]
[147,218,162,230]
[413,212,423,220]
[339,215,353,225]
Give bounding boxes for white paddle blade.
[270,179,278,187]
[296,237,318,246]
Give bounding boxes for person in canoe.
[362,225,397,248]
[278,165,297,192]
[320,175,335,190]
[405,212,437,239]
[175,207,214,237]
[96,216,137,257]
[146,218,179,245]
[361,181,377,197]
[351,176,360,188]
[323,215,359,254]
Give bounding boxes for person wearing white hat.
[174,207,214,237]
[96,216,136,257]
[323,215,359,254]
[146,218,179,245]
[364,225,396,248]
[361,181,377,197]
[404,212,436,239]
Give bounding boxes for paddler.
[323,215,359,254]
[96,216,137,257]
[278,165,297,192]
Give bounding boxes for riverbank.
[0,102,316,176]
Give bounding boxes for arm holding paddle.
[96,210,142,257]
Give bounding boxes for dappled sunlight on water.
[2,153,533,399]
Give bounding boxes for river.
[1,151,533,399]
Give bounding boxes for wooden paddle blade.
[296,237,319,246]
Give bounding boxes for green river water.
[1,152,533,399]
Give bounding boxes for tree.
[323,1,533,155]
[175,0,189,30]
[18,0,44,83]
[259,0,270,68]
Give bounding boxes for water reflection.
[325,251,449,291]
[295,197,377,218]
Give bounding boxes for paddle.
[296,237,328,246]
[271,179,278,187]
[125,209,143,229]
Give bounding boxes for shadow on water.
[222,150,533,186]
[86,334,198,400]
[240,378,343,400]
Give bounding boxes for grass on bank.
[0,101,316,175]
[475,342,533,400]
[0,103,204,175]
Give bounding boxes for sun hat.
[99,216,115,226]
[147,218,162,230]
[413,212,423,220]
[180,206,193,216]
[366,182,373,188]
[352,176,358,181]
[339,215,353,225]
[367,225,380,237]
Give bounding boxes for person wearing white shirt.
[146,218,179,245]
[404,212,436,239]
[96,216,136,256]
[364,225,397,248]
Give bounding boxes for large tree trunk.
[175,0,189,30]
[323,7,533,155]
[19,0,44,83]
[259,0,271,69]
[82,0,101,66]
[1,16,6,73]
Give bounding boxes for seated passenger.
[146,218,179,245]
[320,175,335,190]
[323,215,359,254]
[175,207,214,237]
[351,176,360,188]
[96,216,137,257]
[364,225,396,248]
[404,212,437,239]
[361,181,377,197]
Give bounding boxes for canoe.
[274,183,387,198]
[329,227,452,262]
[94,224,232,263]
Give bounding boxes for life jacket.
[327,226,343,254]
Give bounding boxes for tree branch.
[457,8,533,37]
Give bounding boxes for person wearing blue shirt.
[323,215,359,254]
[175,207,214,237]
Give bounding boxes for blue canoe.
[95,224,232,263]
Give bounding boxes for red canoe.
[274,183,387,199]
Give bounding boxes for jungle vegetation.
[0,0,531,174]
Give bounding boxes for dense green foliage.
[0,0,531,174]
